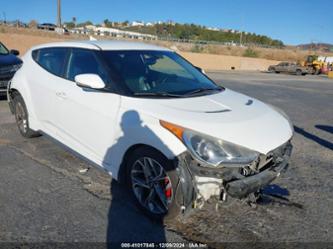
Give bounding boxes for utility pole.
[57,0,62,27]
[3,12,6,24]
[240,31,243,46]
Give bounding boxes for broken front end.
[176,140,292,209]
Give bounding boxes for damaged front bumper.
[225,150,290,198]
[178,141,292,204]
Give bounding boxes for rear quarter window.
[32,47,68,77]
[31,50,39,61]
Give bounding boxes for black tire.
[13,93,41,138]
[126,147,184,221]
[275,70,280,74]
[296,69,302,76]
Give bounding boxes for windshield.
[0,42,9,55]
[101,50,222,97]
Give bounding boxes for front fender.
[103,109,187,180]
[9,62,39,130]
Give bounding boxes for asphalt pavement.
[0,71,332,248]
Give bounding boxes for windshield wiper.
[133,88,222,98]
[184,87,221,96]
[133,92,183,98]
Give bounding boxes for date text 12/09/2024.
[120,242,208,248]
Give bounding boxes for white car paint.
[121,89,293,155]
[9,40,293,182]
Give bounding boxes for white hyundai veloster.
[7,40,293,219]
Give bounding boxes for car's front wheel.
[126,147,185,221]
[13,94,40,138]
[296,69,302,76]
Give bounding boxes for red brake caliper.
[164,177,172,203]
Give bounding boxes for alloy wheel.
[131,157,173,215]
[15,102,27,134]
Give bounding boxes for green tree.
[76,21,93,27]
[103,19,112,28]
[64,21,75,29]
[121,21,284,47]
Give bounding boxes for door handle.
[55,92,67,99]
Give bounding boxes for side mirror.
[75,74,106,90]
[195,66,206,75]
[10,49,20,56]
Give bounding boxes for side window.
[65,49,108,83]
[34,48,67,77]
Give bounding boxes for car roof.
[30,40,172,52]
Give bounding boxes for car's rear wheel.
[126,147,184,221]
[13,94,40,138]
[296,69,302,76]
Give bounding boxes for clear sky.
[1,0,332,45]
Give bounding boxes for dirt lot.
[3,25,333,63]
[0,32,65,55]
[0,29,278,71]
[0,71,332,248]
[180,51,278,71]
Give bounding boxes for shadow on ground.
[256,183,303,209]
[294,126,333,150]
[315,125,333,135]
[106,110,175,245]
[107,181,166,245]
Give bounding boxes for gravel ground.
[0,71,332,248]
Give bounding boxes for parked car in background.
[268,62,308,75]
[55,27,69,35]
[8,41,293,220]
[37,23,57,31]
[0,42,22,96]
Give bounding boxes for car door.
[287,63,295,73]
[279,62,288,72]
[275,62,284,72]
[51,48,121,169]
[29,47,68,135]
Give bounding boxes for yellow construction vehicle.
[305,55,324,75]
[304,55,333,75]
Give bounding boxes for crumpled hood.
[121,89,293,155]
